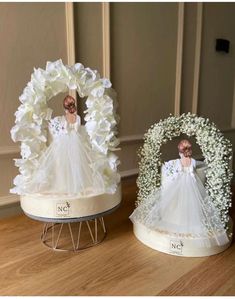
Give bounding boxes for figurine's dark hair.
[178,139,192,158]
[63,95,76,114]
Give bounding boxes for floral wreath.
[10,59,120,195]
[136,113,233,228]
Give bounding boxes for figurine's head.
[63,95,77,114]
[178,139,192,158]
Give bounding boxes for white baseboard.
[0,194,20,207]
[119,135,143,144]
[120,168,139,178]
[0,145,20,156]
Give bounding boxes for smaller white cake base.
[133,218,233,257]
[20,184,121,221]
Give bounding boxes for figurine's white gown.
[24,115,106,196]
[130,159,229,247]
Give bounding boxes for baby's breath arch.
[137,113,233,228]
[10,59,120,195]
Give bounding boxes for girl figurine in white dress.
[23,95,106,196]
[130,139,229,248]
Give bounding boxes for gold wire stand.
[41,217,107,252]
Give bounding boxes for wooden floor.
[1,177,235,296]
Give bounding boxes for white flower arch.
[137,113,233,228]
[10,59,120,195]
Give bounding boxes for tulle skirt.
[24,129,106,196]
[130,172,229,247]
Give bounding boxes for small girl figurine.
[23,95,106,196]
[130,139,229,248]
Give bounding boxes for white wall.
[0,3,68,214]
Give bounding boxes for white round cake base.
[133,218,233,257]
[20,184,121,222]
